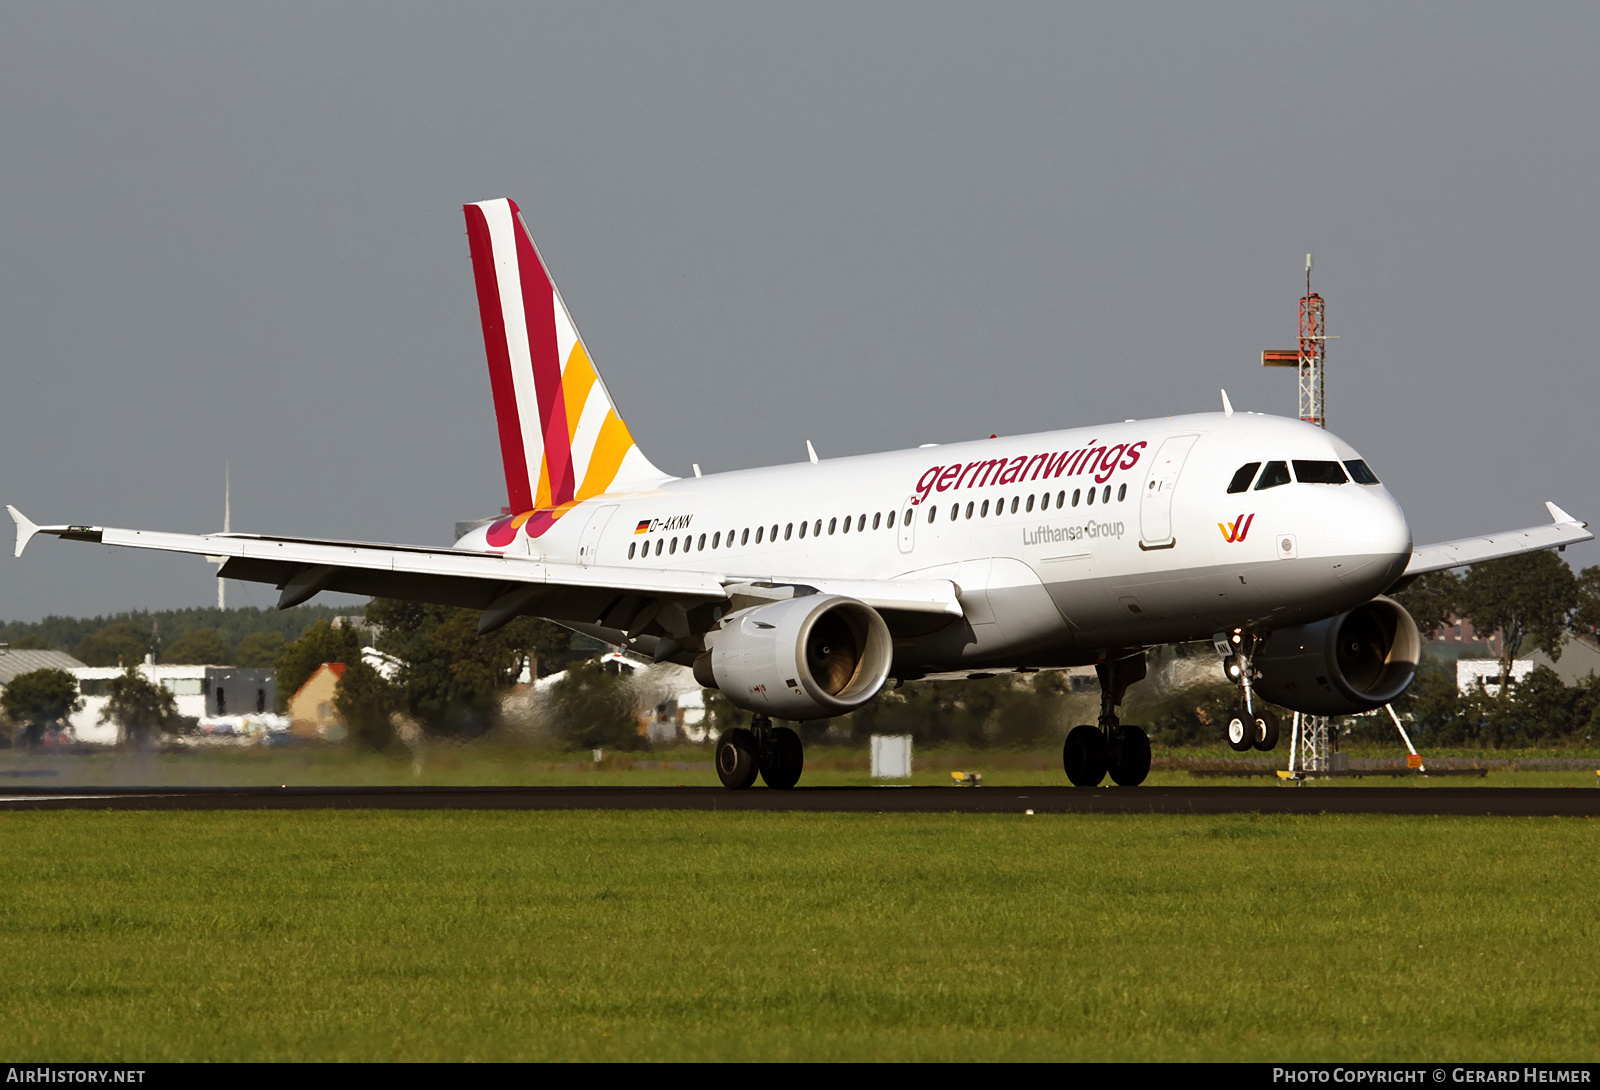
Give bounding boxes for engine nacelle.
[1253,596,1422,716]
[693,594,893,719]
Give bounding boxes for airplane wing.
[6,508,962,630]
[1403,502,1592,577]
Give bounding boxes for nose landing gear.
[1214,630,1281,752]
[1063,649,1151,787]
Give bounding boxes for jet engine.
[1252,595,1422,716]
[693,594,893,719]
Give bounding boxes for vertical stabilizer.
[464,199,670,538]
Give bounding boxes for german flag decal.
[635,520,651,535]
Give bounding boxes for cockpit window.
[1292,460,1348,484]
[1227,463,1261,494]
[1344,459,1381,485]
[1254,461,1291,490]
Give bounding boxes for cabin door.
[1138,435,1198,550]
[577,506,618,567]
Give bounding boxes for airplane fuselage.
[455,410,1413,672]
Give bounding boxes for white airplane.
[9,199,1592,789]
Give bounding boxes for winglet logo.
[1218,513,1255,543]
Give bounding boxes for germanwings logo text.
[1218,514,1255,543]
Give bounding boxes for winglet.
[1220,389,1234,417]
[7,506,40,558]
[806,440,819,465]
[1546,501,1585,527]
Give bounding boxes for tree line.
[0,605,359,667]
[6,551,1600,751]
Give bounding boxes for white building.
[1456,659,1533,698]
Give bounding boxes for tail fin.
[464,199,670,527]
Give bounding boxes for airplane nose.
[1327,491,1412,592]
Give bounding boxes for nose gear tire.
[1252,709,1281,751]
[1063,724,1109,787]
[1226,707,1254,752]
[716,727,760,789]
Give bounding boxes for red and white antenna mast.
[1262,254,1328,428]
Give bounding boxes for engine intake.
[1253,596,1421,716]
[694,594,893,719]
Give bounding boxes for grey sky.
[2,3,1597,621]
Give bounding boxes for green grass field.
[0,809,1596,1061]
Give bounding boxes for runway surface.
[0,785,1596,815]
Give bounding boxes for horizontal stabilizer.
[7,506,39,558]
[1405,502,1592,576]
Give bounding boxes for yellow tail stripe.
[576,411,637,500]
[562,342,600,443]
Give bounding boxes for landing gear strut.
[1064,649,1151,787]
[1215,630,1280,752]
[716,714,804,790]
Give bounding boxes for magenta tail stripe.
[464,204,533,512]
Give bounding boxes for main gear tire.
[716,727,760,789]
[759,726,805,789]
[1063,724,1109,787]
[1106,724,1152,787]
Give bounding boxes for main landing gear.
[716,714,804,790]
[1063,650,1151,787]
[1215,631,1280,752]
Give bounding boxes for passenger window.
[1228,462,1261,494]
[980,499,989,517]
[927,506,936,524]
[755,526,764,544]
[1026,495,1035,513]
[1255,461,1291,490]
[698,533,706,550]
[965,502,974,519]
[1057,490,1065,508]
[857,515,866,532]
[784,523,793,540]
[872,512,881,530]
[798,520,807,539]
[814,519,822,536]
[1293,460,1348,484]
[770,524,778,541]
[1010,497,1019,514]
[656,538,664,556]
[1344,459,1381,485]
[950,505,958,522]
[669,537,678,555]
[841,515,850,534]
[1086,488,1095,506]
[628,542,636,559]
[829,517,837,534]
[1040,493,1049,511]
[1072,489,1081,507]
[1101,485,1111,504]
[713,531,721,549]
[741,528,749,546]
[1117,483,1126,502]
[887,511,896,528]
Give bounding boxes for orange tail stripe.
[576,411,636,500]
[562,342,600,442]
